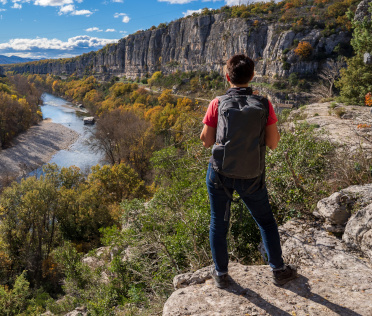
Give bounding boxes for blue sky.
[0,0,250,59]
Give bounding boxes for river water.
[39,93,104,172]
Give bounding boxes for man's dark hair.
[226,54,255,85]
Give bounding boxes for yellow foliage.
[294,41,313,59]
[176,97,193,111]
[158,89,174,106]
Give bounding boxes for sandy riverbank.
[0,119,79,183]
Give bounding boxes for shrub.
[266,123,334,222]
[282,61,291,70]
[334,106,346,117]
[366,92,372,106]
[288,73,299,86]
[294,41,313,59]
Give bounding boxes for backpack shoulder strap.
[216,95,231,103]
[246,95,270,120]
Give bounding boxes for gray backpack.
[211,92,269,179]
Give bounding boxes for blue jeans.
[206,163,284,273]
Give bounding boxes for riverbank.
[0,119,79,184]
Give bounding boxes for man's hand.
[265,123,280,150]
[200,124,216,148]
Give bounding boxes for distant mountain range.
[0,55,40,65]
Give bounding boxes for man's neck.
[229,83,250,88]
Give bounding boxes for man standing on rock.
[200,54,297,288]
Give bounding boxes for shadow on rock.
[226,277,292,316]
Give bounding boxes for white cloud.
[112,0,123,2]
[183,9,202,16]
[58,3,73,13]
[105,28,116,32]
[12,2,22,8]
[158,0,195,3]
[58,4,93,16]
[0,35,118,51]
[86,27,102,32]
[0,8,6,11]
[0,0,7,5]
[34,0,73,6]
[72,9,92,16]
[114,12,130,23]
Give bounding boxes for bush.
[294,41,313,59]
[288,73,299,86]
[282,61,291,70]
[266,123,334,222]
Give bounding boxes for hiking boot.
[272,264,298,286]
[210,267,229,289]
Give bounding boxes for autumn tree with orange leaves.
[294,41,313,59]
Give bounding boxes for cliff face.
[7,14,351,79]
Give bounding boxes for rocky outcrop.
[354,0,371,22]
[288,102,372,153]
[163,184,372,316]
[344,203,372,261]
[164,262,372,316]
[6,14,351,79]
[314,184,372,233]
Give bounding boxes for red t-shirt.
[202,97,278,128]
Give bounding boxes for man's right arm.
[265,123,280,150]
[200,124,216,148]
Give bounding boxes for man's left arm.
[265,123,280,150]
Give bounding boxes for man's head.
[225,54,255,85]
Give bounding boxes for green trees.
[0,176,60,285]
[0,163,149,288]
[336,3,372,105]
[0,271,43,315]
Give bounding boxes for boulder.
[314,184,372,232]
[343,203,372,262]
[354,0,372,22]
[173,266,211,289]
[279,219,370,270]
[65,307,88,316]
[83,117,95,125]
[315,192,353,230]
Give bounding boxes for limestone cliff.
[6,14,351,79]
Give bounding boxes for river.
[39,93,104,172]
